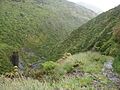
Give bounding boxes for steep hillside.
[77,2,103,14]
[0,0,96,74]
[52,5,120,61]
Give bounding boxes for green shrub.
[113,55,120,74]
[63,63,74,73]
[42,61,58,71]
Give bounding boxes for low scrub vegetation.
[0,52,117,90]
[113,53,120,74]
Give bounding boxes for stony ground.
[102,60,120,89]
[0,52,120,90]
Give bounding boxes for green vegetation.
[113,53,120,74]
[52,5,120,74]
[35,52,115,87]
[42,61,58,71]
[1,0,120,89]
[59,52,109,74]
[0,52,117,90]
[0,77,117,90]
[0,43,14,74]
[0,0,96,74]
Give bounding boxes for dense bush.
[113,27,120,43]
[0,43,15,74]
[0,0,96,74]
[51,5,120,61]
[113,53,120,74]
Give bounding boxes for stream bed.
[102,59,120,89]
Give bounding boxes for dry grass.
[0,52,118,90]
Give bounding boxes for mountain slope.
[52,5,120,60]
[0,0,96,74]
[77,2,103,14]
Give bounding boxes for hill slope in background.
[52,5,120,61]
[0,0,96,74]
[77,2,103,14]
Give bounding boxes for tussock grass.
[59,51,110,74]
[0,76,117,90]
[0,77,89,90]
[0,51,117,90]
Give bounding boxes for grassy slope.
[51,5,120,73]
[0,52,117,90]
[0,0,96,74]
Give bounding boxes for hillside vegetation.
[0,0,96,74]
[1,1,120,89]
[0,52,118,90]
[51,5,120,73]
